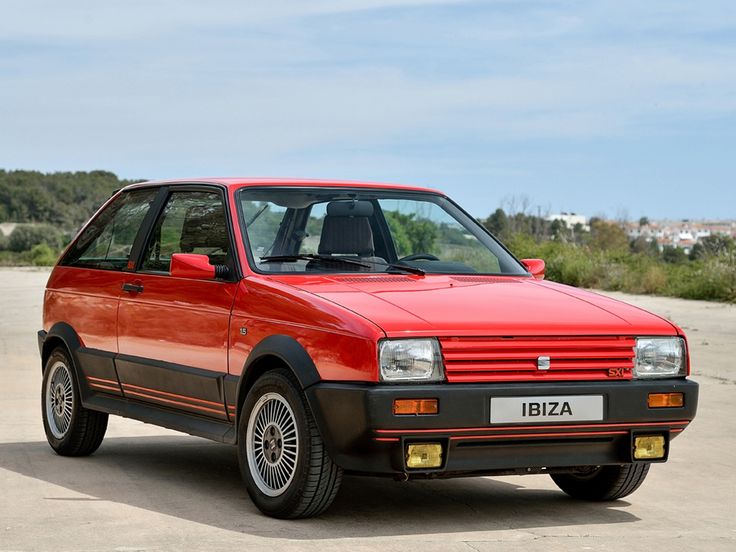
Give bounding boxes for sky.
[1,0,735,220]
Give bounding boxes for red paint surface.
[44,266,122,351]
[170,253,216,280]
[117,273,237,372]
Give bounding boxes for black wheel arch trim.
[231,334,323,429]
[39,324,119,402]
[39,323,84,376]
[38,322,82,371]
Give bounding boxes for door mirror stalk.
[170,253,227,280]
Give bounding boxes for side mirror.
[171,253,227,280]
[521,258,545,280]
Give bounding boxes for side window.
[141,191,230,273]
[62,189,157,270]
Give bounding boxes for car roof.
[123,177,443,195]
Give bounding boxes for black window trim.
[59,181,243,281]
[59,186,162,272]
[130,182,243,282]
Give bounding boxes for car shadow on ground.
[0,436,638,539]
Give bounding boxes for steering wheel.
[398,253,440,262]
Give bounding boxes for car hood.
[267,274,678,337]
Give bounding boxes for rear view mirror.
[521,258,545,280]
[171,253,227,280]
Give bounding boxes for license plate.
[490,395,604,424]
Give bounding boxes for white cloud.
[1,0,735,216]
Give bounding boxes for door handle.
[122,282,144,294]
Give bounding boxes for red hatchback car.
[39,178,698,518]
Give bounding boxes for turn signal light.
[393,398,438,415]
[634,435,666,460]
[406,443,443,469]
[648,392,684,408]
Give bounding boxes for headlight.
[379,339,444,382]
[634,337,686,378]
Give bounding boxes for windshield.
[237,187,527,276]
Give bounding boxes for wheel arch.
[234,334,321,426]
[40,323,83,375]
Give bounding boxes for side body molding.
[39,323,237,443]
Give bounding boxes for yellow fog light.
[406,443,443,469]
[634,435,666,460]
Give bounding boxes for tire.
[237,369,343,518]
[550,463,651,501]
[41,347,108,456]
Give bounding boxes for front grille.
[439,336,636,383]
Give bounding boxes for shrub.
[506,233,735,303]
[8,224,62,252]
[30,243,58,266]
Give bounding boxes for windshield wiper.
[245,203,269,227]
[260,255,425,275]
[259,254,371,269]
[382,263,425,276]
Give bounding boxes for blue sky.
[1,1,734,219]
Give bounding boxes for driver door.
[116,187,238,420]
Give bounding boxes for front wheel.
[237,369,342,518]
[550,463,651,501]
[42,347,108,456]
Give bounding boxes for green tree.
[549,219,569,242]
[630,236,659,256]
[0,169,139,230]
[589,219,629,252]
[483,208,508,238]
[700,235,734,257]
[384,211,438,256]
[662,245,688,264]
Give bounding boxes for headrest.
[318,216,375,256]
[326,200,374,217]
[179,204,228,253]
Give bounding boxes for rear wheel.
[550,463,651,501]
[237,369,342,518]
[42,347,108,456]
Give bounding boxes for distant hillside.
[0,170,141,231]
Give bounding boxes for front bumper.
[305,379,698,476]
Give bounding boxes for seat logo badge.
[537,356,551,370]
[239,327,248,336]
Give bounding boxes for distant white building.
[546,213,590,231]
[625,218,733,254]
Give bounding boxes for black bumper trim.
[306,378,698,476]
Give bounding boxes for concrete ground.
[1,267,734,551]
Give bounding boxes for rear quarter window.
[61,189,158,271]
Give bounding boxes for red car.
[39,178,698,518]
